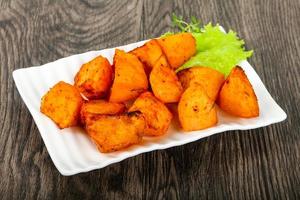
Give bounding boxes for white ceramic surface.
[13,38,286,176]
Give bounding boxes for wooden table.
[0,0,299,199]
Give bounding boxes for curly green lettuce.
[162,15,253,76]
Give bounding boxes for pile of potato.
[40,33,259,153]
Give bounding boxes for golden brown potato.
[217,66,259,118]
[178,83,217,131]
[178,67,225,101]
[129,92,172,136]
[109,49,148,102]
[40,81,83,129]
[85,112,145,153]
[80,100,125,124]
[130,40,163,74]
[149,56,183,103]
[156,33,196,69]
[74,55,112,99]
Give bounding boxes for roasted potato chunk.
[217,66,259,118]
[130,40,163,74]
[178,83,217,131]
[156,33,196,69]
[178,67,225,101]
[109,49,148,102]
[149,55,183,103]
[74,55,112,99]
[86,112,145,153]
[40,81,83,129]
[80,100,125,124]
[129,92,172,136]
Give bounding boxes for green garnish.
[160,31,174,38]
[163,14,253,76]
[177,23,253,75]
[171,14,202,33]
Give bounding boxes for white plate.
[13,36,286,176]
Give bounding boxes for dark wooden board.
[0,0,299,199]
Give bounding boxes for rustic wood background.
[0,0,299,199]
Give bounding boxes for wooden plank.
[0,0,299,199]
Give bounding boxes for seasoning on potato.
[130,39,163,75]
[129,92,172,136]
[40,81,83,129]
[178,83,218,131]
[80,100,125,125]
[85,111,145,153]
[156,33,196,69]
[74,55,112,99]
[149,55,183,103]
[109,49,148,102]
[178,66,225,101]
[217,66,259,118]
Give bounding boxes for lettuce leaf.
[176,23,253,75]
[161,14,253,76]
[160,31,174,38]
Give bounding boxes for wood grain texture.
[0,0,299,199]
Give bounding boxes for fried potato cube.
[178,67,225,101]
[178,83,217,131]
[149,55,183,103]
[80,100,125,124]
[109,49,148,102]
[129,92,172,136]
[85,112,145,153]
[130,39,163,74]
[40,81,83,129]
[156,33,196,69]
[74,55,113,99]
[217,66,259,118]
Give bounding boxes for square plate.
[13,38,286,176]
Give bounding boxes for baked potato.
[40,81,83,129]
[217,66,259,118]
[156,33,196,69]
[130,39,163,75]
[129,92,172,136]
[178,66,225,101]
[149,55,183,103]
[178,83,217,131]
[80,100,125,124]
[85,111,145,153]
[74,55,112,99]
[109,49,148,102]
